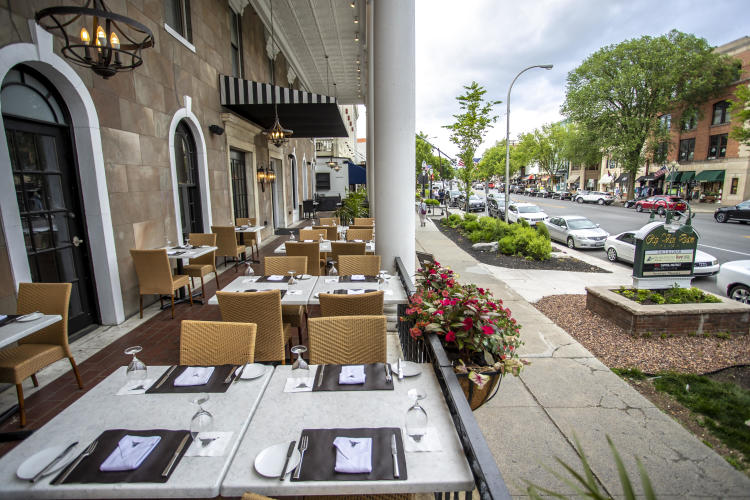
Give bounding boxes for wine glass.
[184,237,191,249]
[405,388,428,442]
[245,264,255,279]
[287,270,297,286]
[124,346,147,382]
[289,231,296,241]
[166,238,173,249]
[189,394,213,440]
[328,262,338,276]
[290,345,309,388]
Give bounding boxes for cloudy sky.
[357,0,749,160]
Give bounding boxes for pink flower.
[482,325,494,335]
[434,261,441,267]
[462,317,473,330]
[429,268,437,275]
[440,273,448,279]
[445,330,456,342]
[478,288,485,295]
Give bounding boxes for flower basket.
[455,369,503,410]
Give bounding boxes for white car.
[575,191,615,205]
[604,230,719,276]
[716,260,750,303]
[545,216,609,249]
[507,203,548,225]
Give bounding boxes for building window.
[707,134,728,159]
[681,111,697,131]
[230,149,248,219]
[678,138,695,162]
[658,114,671,130]
[711,101,730,125]
[316,172,331,190]
[166,0,192,42]
[174,120,202,238]
[230,9,243,78]
[730,177,738,195]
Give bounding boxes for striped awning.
[219,75,348,137]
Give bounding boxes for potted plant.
[402,261,526,410]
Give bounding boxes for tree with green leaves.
[478,138,531,182]
[516,123,569,189]
[729,84,750,146]
[562,30,741,199]
[415,131,432,189]
[444,81,500,208]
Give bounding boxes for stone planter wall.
[586,286,750,336]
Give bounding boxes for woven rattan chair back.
[188,233,216,265]
[180,320,256,365]
[330,241,366,266]
[216,290,286,362]
[338,255,381,276]
[319,216,339,226]
[284,241,322,275]
[313,225,338,240]
[349,225,375,231]
[319,290,384,317]
[235,217,256,226]
[17,282,72,349]
[212,226,242,259]
[308,315,387,364]
[353,217,375,226]
[130,249,175,295]
[346,228,374,241]
[299,229,327,241]
[264,256,308,276]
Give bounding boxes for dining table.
[207,275,317,306]
[0,314,62,350]
[220,364,474,497]
[165,245,218,303]
[309,275,408,305]
[0,364,274,499]
[235,226,264,263]
[273,239,375,254]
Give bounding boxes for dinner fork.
[293,435,309,479]
[54,440,97,484]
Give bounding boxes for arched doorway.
[1,65,98,333]
[174,120,203,239]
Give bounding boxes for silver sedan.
[545,215,609,249]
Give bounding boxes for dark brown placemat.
[0,314,20,327]
[256,275,291,283]
[313,364,393,392]
[291,427,406,481]
[339,275,378,283]
[146,365,237,394]
[53,429,192,484]
[242,289,287,299]
[331,289,378,295]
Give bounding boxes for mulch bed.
[432,217,609,273]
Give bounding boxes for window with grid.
[707,134,728,159]
[681,111,697,131]
[166,0,192,42]
[230,149,248,219]
[659,114,671,130]
[712,101,730,125]
[316,172,331,190]
[678,138,695,162]
[230,9,243,78]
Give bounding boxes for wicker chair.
[308,315,387,364]
[338,255,381,276]
[284,242,325,276]
[330,241,366,267]
[216,290,292,363]
[299,228,327,241]
[346,228,374,241]
[353,217,375,226]
[130,249,192,319]
[212,225,246,272]
[183,233,219,299]
[319,290,384,317]
[263,256,308,330]
[236,218,259,261]
[180,320,256,365]
[0,283,83,427]
[312,225,338,241]
[319,216,340,226]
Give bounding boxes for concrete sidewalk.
[416,215,750,498]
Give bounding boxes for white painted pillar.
[373,0,415,276]
[365,0,375,214]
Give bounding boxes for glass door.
[175,121,203,239]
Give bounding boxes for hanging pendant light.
[263,0,292,147]
[35,0,154,79]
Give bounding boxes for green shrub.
[519,218,530,228]
[498,235,516,255]
[525,234,552,260]
[512,226,539,255]
[615,285,720,305]
[463,213,478,222]
[478,216,496,230]
[535,221,550,240]
[463,220,480,232]
[468,230,484,243]
[425,198,440,206]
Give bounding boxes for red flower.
[445,330,455,342]
[440,273,448,279]
[434,261,441,267]
[478,288,485,295]
[442,290,450,297]
[462,317,473,330]
[482,325,494,335]
[429,268,437,275]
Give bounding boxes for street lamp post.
[504,64,553,220]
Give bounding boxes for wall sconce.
[257,164,267,192]
[266,164,276,183]
[209,124,224,135]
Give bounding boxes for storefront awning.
[600,175,613,184]
[523,174,535,181]
[665,171,681,183]
[694,169,725,182]
[219,75,348,137]
[636,174,654,183]
[614,173,629,183]
[568,175,579,184]
[680,171,695,182]
[347,162,366,185]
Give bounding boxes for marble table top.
[164,246,217,260]
[274,240,375,254]
[220,365,473,496]
[0,365,274,499]
[308,275,408,305]
[0,314,62,349]
[207,275,318,306]
[235,225,264,233]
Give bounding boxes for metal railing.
[394,256,512,500]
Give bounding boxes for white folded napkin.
[304,239,313,242]
[267,275,284,281]
[333,437,372,474]
[324,277,339,284]
[116,378,155,396]
[339,365,366,385]
[283,376,314,392]
[402,426,443,452]
[243,277,259,283]
[347,289,365,295]
[350,274,366,281]
[99,435,161,472]
[185,431,233,457]
[167,250,179,255]
[174,366,215,386]
[353,239,363,242]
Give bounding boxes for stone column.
[372,0,415,276]
[365,0,375,214]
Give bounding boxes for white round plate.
[240,363,267,380]
[254,442,301,478]
[17,312,43,322]
[295,274,312,280]
[16,445,76,480]
[400,361,421,377]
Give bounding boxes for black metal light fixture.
[35,0,154,79]
[262,1,292,147]
[257,164,267,192]
[266,164,276,183]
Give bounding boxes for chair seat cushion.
[282,305,304,327]
[183,264,214,277]
[236,245,246,254]
[0,344,65,384]
[172,274,190,290]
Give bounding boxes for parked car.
[487,195,508,219]
[536,188,549,198]
[716,260,750,303]
[575,191,615,205]
[511,185,524,194]
[713,200,750,224]
[624,195,649,209]
[634,195,687,214]
[506,203,548,225]
[524,187,538,196]
[448,189,462,207]
[545,216,609,249]
[467,195,486,212]
[552,191,572,200]
[604,229,719,276]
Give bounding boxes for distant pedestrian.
[418,197,427,227]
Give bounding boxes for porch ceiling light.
[354,32,359,42]
[262,0,292,147]
[35,0,154,79]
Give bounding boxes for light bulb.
[354,32,359,42]
[80,27,90,43]
[96,25,106,45]
[354,16,359,24]
[110,32,120,49]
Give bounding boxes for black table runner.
[338,275,378,283]
[242,289,287,299]
[146,365,236,394]
[313,363,393,392]
[256,276,291,283]
[331,289,378,295]
[0,315,20,327]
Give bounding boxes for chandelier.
[263,0,292,147]
[35,0,154,79]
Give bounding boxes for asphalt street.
[467,192,750,296]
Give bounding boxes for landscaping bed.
[433,216,609,272]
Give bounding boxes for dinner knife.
[316,365,325,387]
[233,364,246,383]
[391,434,400,478]
[224,365,239,384]
[161,433,191,477]
[279,440,296,481]
[31,441,78,483]
[154,365,177,389]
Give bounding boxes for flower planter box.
[586,286,750,336]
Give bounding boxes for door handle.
[72,236,83,247]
